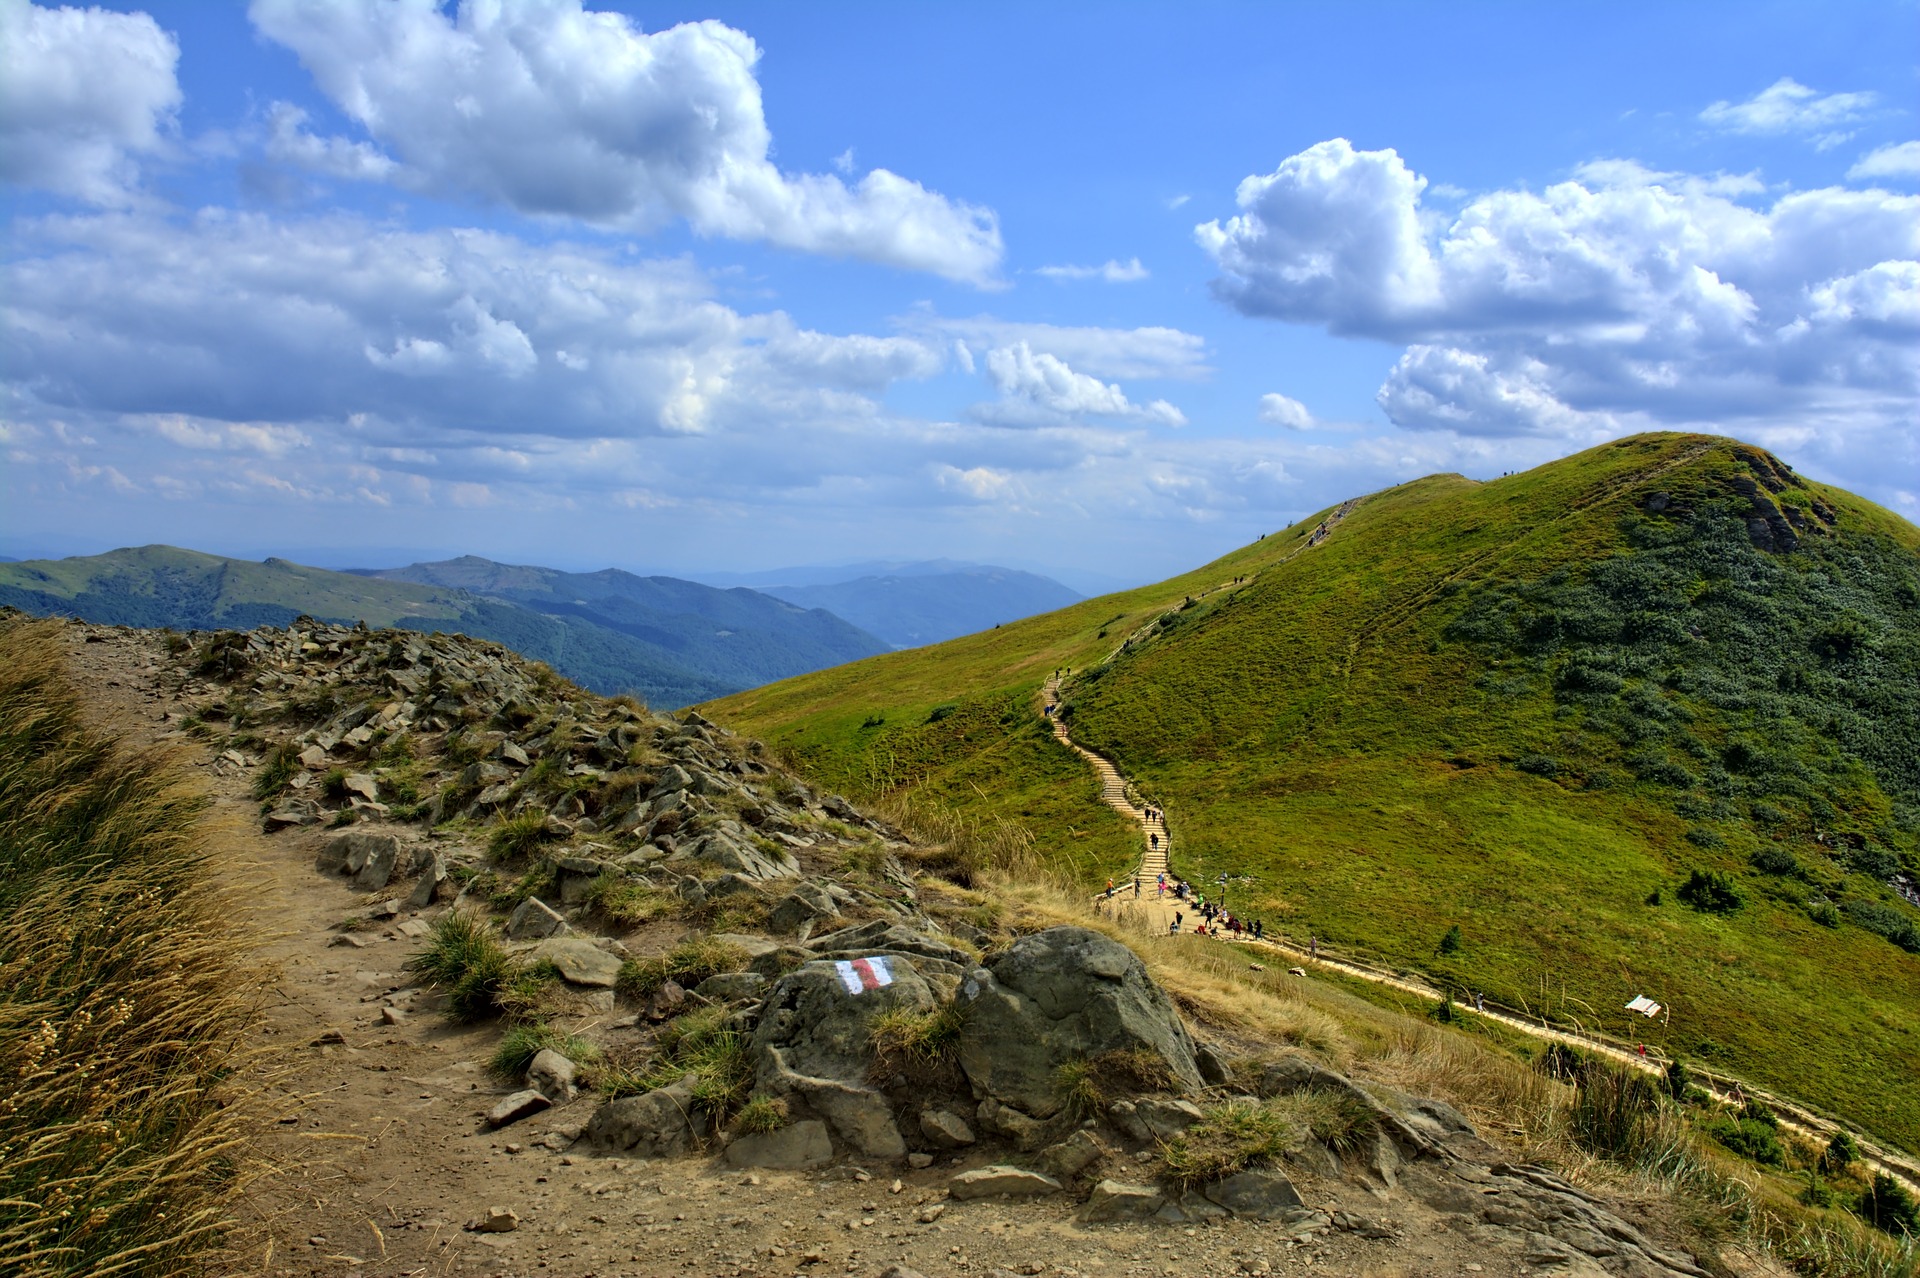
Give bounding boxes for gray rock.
[1120,1097,1204,1142]
[713,932,781,959]
[689,829,799,881]
[527,1049,578,1103]
[317,831,398,880]
[488,1089,552,1128]
[534,937,623,988]
[918,1108,976,1148]
[465,1206,519,1233]
[1080,1179,1165,1222]
[498,740,530,767]
[406,853,450,908]
[505,897,568,940]
[947,1166,1062,1200]
[1203,1169,1304,1219]
[725,1119,833,1169]
[650,765,693,796]
[747,957,935,1157]
[975,1098,1052,1151]
[695,971,769,1002]
[350,837,399,890]
[264,800,321,829]
[807,920,972,968]
[586,1077,702,1155]
[769,882,841,937]
[342,772,380,801]
[956,927,1202,1118]
[1036,1129,1109,1180]
[554,855,611,906]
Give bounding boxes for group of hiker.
[1100,870,1265,943]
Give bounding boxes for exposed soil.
[62,624,1762,1278]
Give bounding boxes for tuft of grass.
[1053,1047,1177,1122]
[868,1003,967,1074]
[1568,1059,1667,1163]
[251,740,301,799]
[319,767,349,801]
[733,1096,790,1135]
[0,620,262,1277]
[585,874,677,928]
[633,1006,753,1120]
[1158,1100,1293,1191]
[407,911,517,1021]
[489,1023,601,1080]
[615,936,749,1001]
[487,810,553,862]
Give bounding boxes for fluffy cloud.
[1035,257,1149,283]
[1,209,952,449]
[1256,393,1314,430]
[248,0,1001,282]
[979,342,1185,427]
[1849,141,1920,182]
[902,314,1209,382]
[0,0,180,204]
[1700,77,1876,149]
[1197,138,1919,441]
[264,102,397,182]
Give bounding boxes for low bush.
[1700,1112,1785,1167]
[1569,1061,1664,1162]
[1844,899,1920,952]
[1677,868,1743,913]
[615,936,750,1000]
[1855,1173,1919,1238]
[1750,845,1800,876]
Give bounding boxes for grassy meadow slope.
[707,433,1920,1151]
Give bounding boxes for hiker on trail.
[1174,911,1184,931]
[1168,918,1180,935]
[1252,919,1263,941]
[1156,872,1166,895]
[1475,993,1485,1013]
[1309,936,1317,960]
[1133,877,1140,898]
[1150,833,1159,849]
[1105,877,1114,898]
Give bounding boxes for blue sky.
[3,0,1915,590]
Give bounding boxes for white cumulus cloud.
[979,342,1185,427]
[1849,141,1920,182]
[1197,137,1919,445]
[1257,393,1314,430]
[0,0,181,204]
[247,0,1001,283]
[1700,77,1877,148]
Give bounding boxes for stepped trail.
[1040,516,1920,1194]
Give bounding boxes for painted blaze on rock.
[957,926,1203,1117]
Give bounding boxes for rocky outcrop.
[956,926,1203,1117]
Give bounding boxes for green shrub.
[1663,1060,1692,1103]
[1822,1130,1858,1173]
[1437,924,1463,955]
[639,1005,752,1119]
[490,1023,601,1080]
[1159,1101,1292,1190]
[320,768,350,801]
[1677,868,1743,913]
[1855,1173,1919,1238]
[1844,898,1920,952]
[407,911,516,1021]
[1806,898,1842,928]
[615,936,749,1000]
[1702,1113,1785,1166]
[1750,845,1800,876]
[1685,826,1727,850]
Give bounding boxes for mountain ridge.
[705,432,1920,1152]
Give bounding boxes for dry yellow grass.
[0,619,265,1277]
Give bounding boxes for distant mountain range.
[0,546,887,708]
[696,559,1084,648]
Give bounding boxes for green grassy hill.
[707,433,1920,1151]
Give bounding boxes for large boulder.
[686,827,799,881]
[585,1076,704,1155]
[956,927,1202,1117]
[748,957,938,1157]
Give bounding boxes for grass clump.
[407,911,517,1021]
[868,1003,966,1073]
[733,1095,790,1135]
[0,619,261,1277]
[1054,1047,1178,1122]
[616,936,749,1001]
[251,740,301,799]
[488,810,553,862]
[1568,1060,1667,1163]
[1158,1100,1293,1191]
[489,1023,601,1080]
[585,874,676,928]
[638,1005,753,1118]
